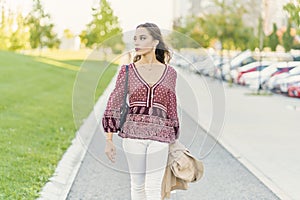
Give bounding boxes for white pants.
[122,138,169,200]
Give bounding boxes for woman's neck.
[138,52,160,65]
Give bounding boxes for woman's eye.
[140,36,146,40]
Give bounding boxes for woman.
[102,22,180,200]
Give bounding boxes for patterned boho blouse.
[102,63,180,143]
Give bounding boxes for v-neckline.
[132,63,168,88]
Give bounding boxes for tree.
[283,0,300,32]
[25,0,60,49]
[9,12,30,50]
[171,0,257,50]
[268,23,279,51]
[210,0,259,50]
[83,0,124,53]
[0,5,12,50]
[79,30,88,47]
[0,3,31,51]
[282,21,294,52]
[170,16,209,49]
[63,29,74,39]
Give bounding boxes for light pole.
[257,0,266,94]
[219,0,225,81]
[258,16,263,94]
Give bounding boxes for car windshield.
[231,51,253,66]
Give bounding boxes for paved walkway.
[65,66,280,200]
[66,111,279,200]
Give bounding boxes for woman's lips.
[135,48,140,51]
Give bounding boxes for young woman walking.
[102,22,180,200]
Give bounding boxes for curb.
[37,130,94,199]
[37,111,98,200]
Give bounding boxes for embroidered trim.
[153,103,167,113]
[118,120,176,143]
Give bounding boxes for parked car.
[279,74,300,93]
[193,55,215,75]
[266,63,300,90]
[245,62,300,90]
[293,55,300,61]
[221,50,256,81]
[234,61,273,85]
[288,82,300,98]
[244,62,284,89]
[222,50,294,81]
[211,56,230,78]
[170,52,197,71]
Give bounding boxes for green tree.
[63,29,74,39]
[10,12,30,50]
[267,23,279,51]
[170,16,210,49]
[25,0,60,49]
[211,0,258,50]
[284,0,300,32]
[0,6,12,50]
[83,0,124,53]
[0,4,30,51]
[282,21,294,52]
[79,30,88,47]
[171,0,257,50]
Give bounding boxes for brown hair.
[133,22,171,64]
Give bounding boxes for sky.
[6,0,174,37]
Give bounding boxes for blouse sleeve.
[102,65,127,133]
[167,69,180,139]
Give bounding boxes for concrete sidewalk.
[66,108,279,200]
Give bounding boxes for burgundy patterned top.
[102,63,180,143]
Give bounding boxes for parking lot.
[172,49,300,99]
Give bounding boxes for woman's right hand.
[105,140,116,163]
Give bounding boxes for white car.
[279,74,300,93]
[235,61,273,84]
[276,66,300,92]
[245,62,299,90]
[266,62,300,90]
[222,50,256,81]
[230,61,262,83]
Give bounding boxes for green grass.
[0,50,118,199]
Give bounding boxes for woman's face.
[134,27,158,56]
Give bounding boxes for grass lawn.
[0,50,118,199]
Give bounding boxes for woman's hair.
[133,22,171,64]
